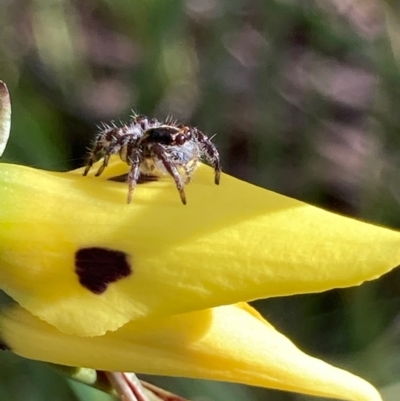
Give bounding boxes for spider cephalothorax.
[83,114,221,205]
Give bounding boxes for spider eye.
[175,134,186,145]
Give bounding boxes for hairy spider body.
[83,114,221,205]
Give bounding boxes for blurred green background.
[1,0,400,400]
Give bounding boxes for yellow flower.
[0,157,399,401]
[0,78,397,401]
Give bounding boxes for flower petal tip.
[0,81,11,157]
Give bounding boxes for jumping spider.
[83,114,221,205]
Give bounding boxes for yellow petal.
[0,161,399,336]
[0,302,382,401]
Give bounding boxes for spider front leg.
[213,158,221,185]
[194,129,221,185]
[151,143,187,205]
[127,151,141,204]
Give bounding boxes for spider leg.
[94,154,108,176]
[194,129,221,185]
[214,161,221,185]
[83,157,94,176]
[83,143,104,176]
[151,143,187,205]
[95,142,123,176]
[183,170,191,184]
[183,159,198,184]
[127,151,141,204]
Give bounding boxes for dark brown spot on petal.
[75,247,132,294]
[0,340,10,351]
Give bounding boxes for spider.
[83,114,221,205]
